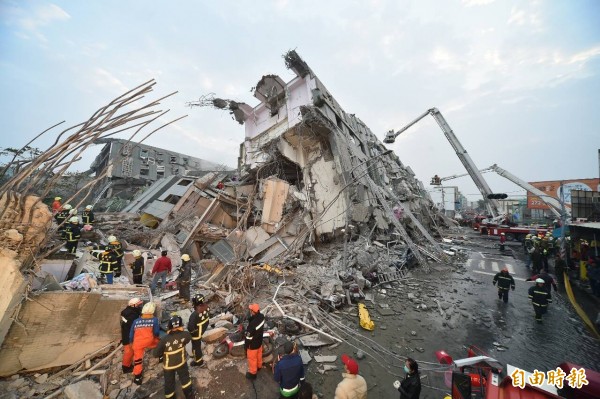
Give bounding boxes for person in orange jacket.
[120,298,143,374]
[245,303,265,380]
[130,302,160,385]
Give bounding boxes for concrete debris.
[63,380,103,399]
[0,51,468,398]
[314,355,337,363]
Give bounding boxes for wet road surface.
[304,229,600,399]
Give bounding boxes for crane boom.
[487,164,566,218]
[385,108,500,217]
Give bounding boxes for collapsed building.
[0,54,455,396]
[90,138,227,211]
[185,50,448,268]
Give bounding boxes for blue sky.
[1,0,599,203]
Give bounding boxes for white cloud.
[462,0,496,6]
[430,47,463,71]
[92,68,129,94]
[18,3,70,30]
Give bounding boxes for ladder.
[373,266,408,287]
[415,244,442,263]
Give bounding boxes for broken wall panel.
[261,178,290,234]
[0,288,149,376]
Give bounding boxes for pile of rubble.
[0,51,462,398]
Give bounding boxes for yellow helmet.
[54,197,61,201]
[181,254,190,262]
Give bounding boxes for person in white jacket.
[334,354,367,399]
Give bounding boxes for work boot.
[133,373,143,385]
[122,365,134,374]
[190,360,206,368]
[245,372,256,380]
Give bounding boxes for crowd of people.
[118,293,422,398]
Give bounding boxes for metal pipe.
[272,282,342,343]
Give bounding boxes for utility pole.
[559,182,568,261]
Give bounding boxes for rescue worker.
[68,208,78,218]
[121,298,143,373]
[528,278,552,323]
[64,216,81,254]
[55,204,71,234]
[492,267,515,303]
[130,250,145,284]
[107,235,124,278]
[188,294,209,367]
[81,205,95,225]
[541,248,550,272]
[177,254,192,304]
[245,303,265,379]
[334,354,367,399]
[153,316,195,399]
[273,340,305,398]
[51,196,62,214]
[130,302,160,385]
[151,250,172,294]
[499,233,506,251]
[527,271,558,298]
[523,234,532,254]
[554,254,567,284]
[531,247,543,274]
[91,246,117,284]
[393,357,421,399]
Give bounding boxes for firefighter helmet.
[54,197,61,201]
[85,205,93,210]
[69,209,77,215]
[192,294,205,306]
[69,216,79,223]
[128,297,143,307]
[107,235,117,243]
[168,315,183,330]
[142,302,156,315]
[63,204,72,210]
[181,254,190,262]
[132,249,142,257]
[535,278,545,284]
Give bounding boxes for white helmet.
[181,254,190,262]
[132,249,142,257]
[69,216,79,223]
[535,278,545,284]
[69,209,77,215]
[107,235,117,243]
[85,205,93,210]
[142,302,156,315]
[63,204,72,210]
[128,297,142,307]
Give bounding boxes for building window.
[164,194,182,205]
[170,156,177,164]
[140,149,149,159]
[140,167,150,176]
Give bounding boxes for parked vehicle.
[212,325,274,359]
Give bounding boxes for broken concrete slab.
[63,380,103,399]
[298,333,335,347]
[201,327,228,343]
[314,355,337,363]
[0,287,150,376]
